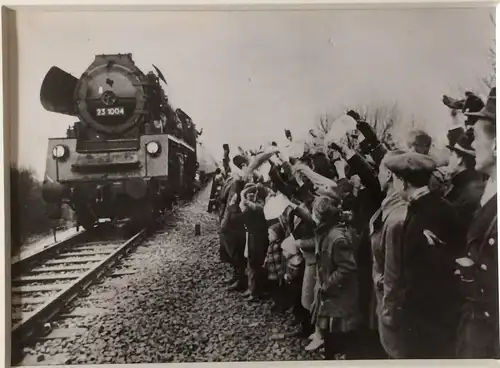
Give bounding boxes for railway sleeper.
[45,257,105,265]
[12,284,65,293]
[56,251,115,258]
[13,274,79,283]
[29,265,93,273]
[12,297,48,306]
[72,245,120,252]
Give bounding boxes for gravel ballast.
[18,186,324,364]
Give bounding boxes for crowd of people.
[207,87,497,360]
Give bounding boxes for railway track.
[11,223,151,364]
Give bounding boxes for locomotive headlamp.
[52,145,68,160]
[146,141,161,156]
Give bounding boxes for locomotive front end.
[41,54,196,229]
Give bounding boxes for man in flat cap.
[455,87,498,358]
[384,151,461,358]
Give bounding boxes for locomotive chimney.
[40,66,79,116]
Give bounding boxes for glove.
[462,92,484,114]
[442,95,465,110]
[346,110,361,121]
[356,120,379,144]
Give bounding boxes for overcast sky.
[14,7,494,179]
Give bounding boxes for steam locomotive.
[40,53,199,230]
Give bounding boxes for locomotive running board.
[72,161,141,173]
[71,152,141,173]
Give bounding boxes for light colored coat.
[369,191,408,358]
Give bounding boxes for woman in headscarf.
[311,195,361,360]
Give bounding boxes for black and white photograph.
[6,4,498,365]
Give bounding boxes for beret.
[384,152,436,176]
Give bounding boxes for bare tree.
[314,112,338,138]
[481,11,496,91]
[307,101,413,154]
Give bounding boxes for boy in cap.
[384,151,461,358]
[455,87,498,358]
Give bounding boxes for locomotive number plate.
[96,107,125,116]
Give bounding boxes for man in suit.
[455,87,498,358]
[444,132,486,252]
[384,151,461,358]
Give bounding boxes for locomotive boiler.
[40,53,199,230]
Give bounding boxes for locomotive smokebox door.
[73,54,147,135]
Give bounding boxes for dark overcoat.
[219,175,246,268]
[242,200,269,269]
[394,190,461,358]
[344,153,385,329]
[444,169,485,250]
[456,194,499,358]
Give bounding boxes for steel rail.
[12,228,148,345]
[11,229,91,276]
